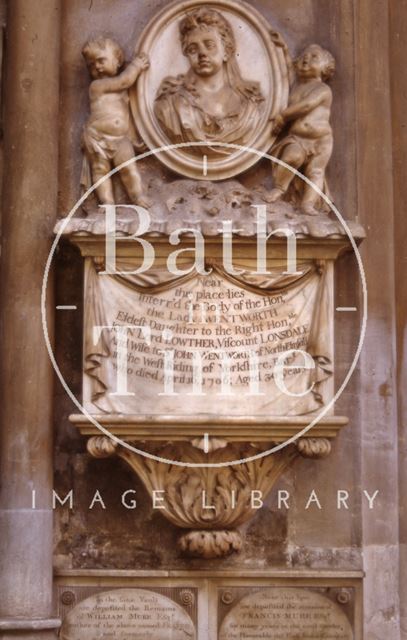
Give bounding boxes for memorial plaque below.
[219,587,353,640]
[59,588,196,640]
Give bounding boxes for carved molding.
[72,414,349,441]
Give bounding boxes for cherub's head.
[179,8,236,77]
[82,37,124,79]
[295,44,335,81]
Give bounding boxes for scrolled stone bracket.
[84,436,298,559]
[86,434,333,460]
[296,437,332,459]
[83,428,342,559]
[87,435,118,458]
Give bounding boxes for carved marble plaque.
[84,259,333,416]
[218,587,353,639]
[132,0,289,180]
[59,588,196,640]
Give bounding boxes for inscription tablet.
[59,588,196,640]
[84,262,333,416]
[219,587,353,639]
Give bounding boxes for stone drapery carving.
[66,0,359,565]
[83,258,333,416]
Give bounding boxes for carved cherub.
[81,37,150,208]
[267,32,336,215]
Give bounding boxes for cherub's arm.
[282,84,331,121]
[270,30,295,87]
[91,53,149,95]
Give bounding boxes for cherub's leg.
[266,143,306,203]
[114,140,151,208]
[301,142,332,215]
[89,155,115,204]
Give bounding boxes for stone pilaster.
[389,0,407,635]
[0,0,61,637]
[356,1,401,637]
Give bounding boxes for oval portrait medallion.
[132,0,290,180]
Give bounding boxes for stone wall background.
[390,0,407,635]
[0,0,6,238]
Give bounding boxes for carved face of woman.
[184,27,227,77]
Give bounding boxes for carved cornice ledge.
[70,414,348,443]
[60,233,364,263]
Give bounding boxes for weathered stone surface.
[2,0,405,638]
[46,2,404,639]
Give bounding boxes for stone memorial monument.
[3,0,405,638]
[51,0,368,635]
[57,0,364,567]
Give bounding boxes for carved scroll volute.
[297,438,332,459]
[87,436,118,458]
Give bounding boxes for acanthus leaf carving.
[86,438,300,558]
